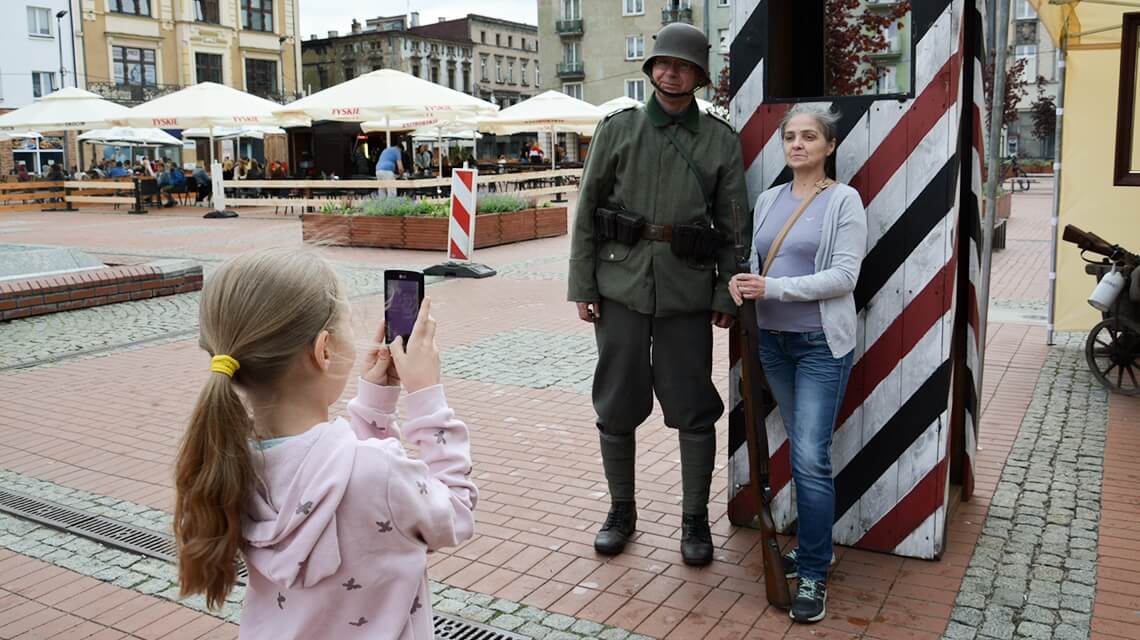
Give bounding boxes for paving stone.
[518,622,552,639]
[570,619,605,635]
[944,622,979,640]
[599,629,631,640]
[434,598,465,615]
[467,593,495,607]
[489,614,525,631]
[1015,621,1052,640]
[516,606,549,622]
[542,613,577,631]
[491,599,521,614]
[459,605,494,623]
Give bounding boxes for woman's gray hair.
[779,103,841,143]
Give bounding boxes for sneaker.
[781,549,837,579]
[789,577,827,623]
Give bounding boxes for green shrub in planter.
[360,196,449,217]
[320,201,354,215]
[477,193,528,214]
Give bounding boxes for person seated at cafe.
[528,142,544,163]
[519,145,530,164]
[268,160,287,179]
[46,162,66,181]
[235,158,249,180]
[415,144,432,175]
[554,144,565,165]
[222,155,235,180]
[192,164,211,203]
[16,162,30,182]
[107,161,131,178]
[161,162,187,208]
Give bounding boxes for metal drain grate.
[0,489,530,639]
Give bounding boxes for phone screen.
[385,277,422,343]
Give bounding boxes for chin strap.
[650,77,705,99]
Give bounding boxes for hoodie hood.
[242,418,359,589]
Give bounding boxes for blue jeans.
[758,330,853,582]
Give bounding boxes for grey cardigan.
[750,182,868,358]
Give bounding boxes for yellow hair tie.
[210,355,240,378]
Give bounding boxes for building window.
[411,62,420,78]
[480,55,488,81]
[521,60,529,86]
[110,0,150,16]
[718,0,729,6]
[623,0,644,17]
[625,35,644,60]
[447,65,455,89]
[562,0,581,20]
[318,67,329,89]
[563,82,582,100]
[194,0,220,23]
[624,78,644,102]
[876,65,897,93]
[718,29,729,53]
[496,34,501,46]
[344,66,355,80]
[508,59,515,83]
[508,36,513,48]
[431,64,439,84]
[195,52,223,83]
[27,7,52,37]
[480,31,486,43]
[521,38,527,50]
[31,71,55,98]
[536,65,540,86]
[1015,0,1036,20]
[245,58,277,97]
[113,46,157,86]
[463,67,470,92]
[563,41,580,64]
[1014,44,1037,81]
[241,0,273,32]
[495,57,503,83]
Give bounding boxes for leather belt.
[642,223,673,242]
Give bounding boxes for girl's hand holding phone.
[361,320,399,387]
[389,297,440,394]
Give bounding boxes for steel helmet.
[642,22,711,87]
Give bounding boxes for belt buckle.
[645,225,664,241]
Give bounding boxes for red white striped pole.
[448,168,477,261]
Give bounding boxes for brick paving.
[0,185,1135,639]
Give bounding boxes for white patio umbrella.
[117,83,308,217]
[362,117,480,175]
[274,69,498,147]
[78,127,182,147]
[477,90,605,169]
[182,125,288,167]
[0,88,131,133]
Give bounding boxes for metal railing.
[661,7,693,24]
[556,19,583,35]
[557,62,584,78]
[85,82,186,106]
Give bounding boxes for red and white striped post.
[424,167,496,278]
[448,168,477,261]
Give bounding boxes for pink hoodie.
[239,381,477,639]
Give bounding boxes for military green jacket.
[567,94,750,317]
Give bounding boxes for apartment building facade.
[302,13,538,108]
[539,0,734,105]
[1006,0,1058,160]
[74,0,304,106]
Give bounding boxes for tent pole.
[438,130,444,176]
[550,124,556,171]
[977,0,1012,418]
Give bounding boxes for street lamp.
[54,9,75,195]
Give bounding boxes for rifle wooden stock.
[736,297,792,610]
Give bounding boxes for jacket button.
[609,253,615,259]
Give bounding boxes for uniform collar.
[647,93,700,133]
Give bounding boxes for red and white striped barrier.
[448,168,477,261]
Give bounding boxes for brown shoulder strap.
[760,179,834,278]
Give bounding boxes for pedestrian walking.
[567,21,749,567]
[728,103,868,623]
[174,248,476,639]
[375,141,404,199]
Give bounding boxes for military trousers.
[592,298,724,514]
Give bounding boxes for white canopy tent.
[477,90,605,169]
[274,69,498,148]
[116,83,307,216]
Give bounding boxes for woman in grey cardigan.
[729,103,868,624]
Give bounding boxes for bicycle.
[1002,156,1031,192]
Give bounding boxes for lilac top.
[752,183,834,332]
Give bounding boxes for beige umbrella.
[478,90,605,169]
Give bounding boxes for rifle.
[731,203,792,610]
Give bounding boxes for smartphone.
[384,270,425,344]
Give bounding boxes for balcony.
[557,62,584,79]
[865,0,904,7]
[868,35,905,59]
[86,81,185,107]
[557,19,583,36]
[661,7,693,24]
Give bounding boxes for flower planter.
[401,216,449,251]
[301,214,350,245]
[350,216,404,248]
[301,207,567,250]
[996,192,1012,219]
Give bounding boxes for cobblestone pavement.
[947,333,1107,640]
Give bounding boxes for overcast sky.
[299,0,540,39]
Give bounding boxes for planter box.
[301,214,350,245]
[996,192,1012,219]
[301,207,567,251]
[350,216,404,248]
[402,217,449,251]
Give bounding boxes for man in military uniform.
[567,22,749,566]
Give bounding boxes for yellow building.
[1030,1,1140,332]
[75,0,302,105]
